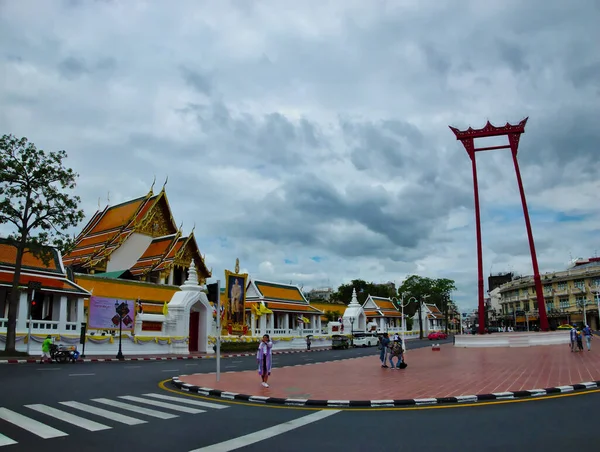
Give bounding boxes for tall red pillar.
[449,118,549,332]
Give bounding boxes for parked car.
[332,334,350,350]
[428,331,448,340]
[352,332,378,347]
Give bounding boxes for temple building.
[244,280,324,337]
[0,239,90,343]
[362,295,405,332]
[63,185,210,285]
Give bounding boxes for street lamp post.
[391,294,421,352]
[349,317,355,346]
[114,300,125,361]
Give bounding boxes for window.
[546,300,555,311]
[559,298,570,309]
[576,295,588,306]
[557,282,567,291]
[593,278,600,288]
[533,302,538,311]
[543,285,553,294]
[524,302,531,312]
[574,280,585,290]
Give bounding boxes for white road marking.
[142,393,228,410]
[59,401,147,425]
[118,396,205,414]
[124,366,141,369]
[161,369,179,372]
[185,363,198,366]
[189,409,341,451]
[68,373,95,377]
[0,407,68,439]
[91,398,178,419]
[25,404,111,431]
[36,368,61,371]
[0,433,17,447]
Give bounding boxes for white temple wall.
[107,233,153,272]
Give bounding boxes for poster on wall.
[88,296,136,331]
[224,264,248,335]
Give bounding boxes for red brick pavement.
[178,344,600,400]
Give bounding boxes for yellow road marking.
[157,379,600,412]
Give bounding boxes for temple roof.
[62,187,210,278]
[0,239,90,296]
[246,279,323,313]
[63,191,164,267]
[363,295,403,318]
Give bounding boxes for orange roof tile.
[365,310,381,316]
[375,300,395,310]
[254,282,305,302]
[245,301,322,313]
[76,230,120,249]
[0,241,62,273]
[140,235,178,259]
[74,274,179,303]
[88,197,147,234]
[0,270,89,296]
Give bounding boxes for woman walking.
[257,334,273,387]
[379,333,390,368]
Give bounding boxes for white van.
[352,332,378,347]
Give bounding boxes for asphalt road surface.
[2,337,595,452]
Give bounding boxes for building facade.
[498,258,600,330]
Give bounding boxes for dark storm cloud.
[1,0,599,310]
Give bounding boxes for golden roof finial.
[107,191,111,204]
[235,258,240,274]
[97,197,101,209]
[150,175,156,195]
[191,222,196,234]
[178,221,183,232]
[162,176,169,191]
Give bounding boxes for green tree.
[330,279,395,305]
[397,275,457,339]
[0,134,85,354]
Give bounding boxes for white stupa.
[342,288,367,332]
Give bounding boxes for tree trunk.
[4,241,25,354]
[418,301,423,340]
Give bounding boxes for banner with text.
[88,296,136,331]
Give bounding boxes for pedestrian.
[379,332,390,368]
[306,335,311,351]
[583,325,593,351]
[570,326,577,352]
[388,337,404,369]
[576,329,584,352]
[40,335,53,363]
[257,334,273,388]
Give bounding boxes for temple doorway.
[188,301,209,353]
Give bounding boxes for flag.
[162,302,168,317]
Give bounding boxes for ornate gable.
[135,190,178,238]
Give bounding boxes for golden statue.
[234,258,240,274]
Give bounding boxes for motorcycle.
[49,344,79,363]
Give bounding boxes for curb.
[0,347,333,364]
[170,376,600,408]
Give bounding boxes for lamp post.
[391,294,420,352]
[114,300,125,361]
[349,316,355,346]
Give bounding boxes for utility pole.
[419,294,430,339]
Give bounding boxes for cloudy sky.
[1,0,599,311]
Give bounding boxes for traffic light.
[206,283,219,303]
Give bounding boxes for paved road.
[4,336,595,452]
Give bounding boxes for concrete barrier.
[454,332,570,348]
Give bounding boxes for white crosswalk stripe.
[0,407,68,439]
[91,398,179,419]
[118,395,206,414]
[0,433,16,447]
[25,404,111,432]
[0,392,225,447]
[142,393,229,410]
[59,401,147,425]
